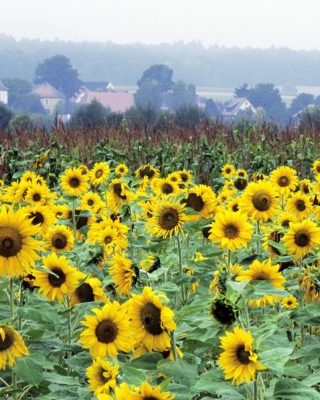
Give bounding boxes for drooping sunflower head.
[90,162,110,186]
[140,255,161,273]
[108,253,138,296]
[210,299,237,325]
[0,325,29,370]
[135,164,160,181]
[270,166,298,194]
[60,167,90,197]
[86,357,119,396]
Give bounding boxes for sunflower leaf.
[271,378,320,399]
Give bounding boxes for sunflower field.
[2,121,320,400]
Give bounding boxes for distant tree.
[125,105,158,126]
[247,83,287,123]
[300,105,320,129]
[234,83,250,98]
[34,55,82,99]
[289,93,314,115]
[137,64,174,92]
[174,105,206,128]
[10,113,33,130]
[134,79,163,112]
[169,81,197,111]
[205,98,220,117]
[71,99,110,128]
[0,103,14,129]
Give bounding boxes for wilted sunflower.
[134,382,176,400]
[221,163,236,179]
[218,326,266,386]
[282,295,298,309]
[285,192,313,221]
[115,163,129,177]
[0,205,42,278]
[108,253,138,296]
[210,298,237,326]
[182,184,217,221]
[240,180,278,222]
[135,164,160,181]
[209,211,254,252]
[129,286,176,352]
[282,219,320,259]
[90,162,110,186]
[70,277,108,307]
[44,225,75,253]
[236,258,286,308]
[146,196,188,239]
[60,167,90,197]
[0,325,29,370]
[270,166,298,195]
[298,266,320,302]
[86,357,119,396]
[78,300,132,359]
[33,252,85,303]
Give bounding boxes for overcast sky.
[1,0,320,50]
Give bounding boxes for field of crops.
[1,121,320,400]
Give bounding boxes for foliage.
[169,81,197,111]
[134,79,163,112]
[289,93,315,115]
[71,99,111,128]
[0,103,14,129]
[137,64,174,92]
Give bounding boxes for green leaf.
[13,352,44,387]
[42,372,81,386]
[121,365,147,386]
[64,351,92,374]
[129,352,163,370]
[272,378,320,399]
[259,347,293,376]
[17,301,60,324]
[157,358,198,387]
[302,371,320,386]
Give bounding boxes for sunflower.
[233,177,248,191]
[3,181,21,204]
[262,227,284,257]
[239,180,278,222]
[51,203,69,220]
[218,325,266,386]
[282,219,320,259]
[81,191,104,212]
[115,163,129,177]
[20,171,37,185]
[24,183,51,206]
[90,162,110,186]
[299,179,313,195]
[108,253,138,296]
[140,255,161,273]
[151,177,182,197]
[276,211,297,228]
[236,258,286,308]
[13,181,32,203]
[146,196,188,239]
[129,286,176,352]
[86,357,119,396]
[182,184,217,221]
[270,166,298,195]
[167,171,182,184]
[78,300,132,359]
[33,252,85,303]
[79,164,89,176]
[25,203,55,234]
[43,225,75,253]
[281,295,298,309]
[299,266,320,302]
[107,178,135,212]
[221,163,236,179]
[70,277,108,307]
[0,205,42,279]
[285,192,313,220]
[0,325,29,370]
[133,382,176,400]
[210,299,237,326]
[135,164,160,181]
[312,160,320,176]
[33,153,47,169]
[227,197,242,213]
[60,167,90,197]
[208,211,253,252]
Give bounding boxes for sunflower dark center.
[236,345,251,364]
[140,303,163,335]
[0,226,23,258]
[104,236,112,245]
[0,326,14,351]
[316,165,320,173]
[75,283,94,303]
[225,168,232,174]
[48,267,66,287]
[295,199,306,211]
[69,177,80,188]
[234,178,248,191]
[269,232,284,255]
[180,173,188,182]
[144,397,158,400]
[29,211,44,225]
[159,208,179,231]
[95,170,103,178]
[281,219,290,228]
[33,193,41,202]
[287,300,293,306]
[161,183,174,195]
[223,223,239,239]
[139,166,155,179]
[202,226,211,239]
[252,190,272,211]
[113,183,127,199]
[211,300,236,325]
[278,176,290,187]
[184,193,204,212]
[232,204,239,212]
[95,320,118,343]
[52,233,67,249]
[253,272,269,280]
[68,210,88,230]
[294,230,311,247]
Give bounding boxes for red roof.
[75,92,135,113]
[32,82,65,98]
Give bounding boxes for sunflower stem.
[253,378,258,400]
[18,384,33,400]
[9,278,17,400]
[256,221,261,257]
[175,235,187,305]
[72,198,77,242]
[169,331,178,361]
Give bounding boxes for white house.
[222,98,256,119]
[0,81,9,104]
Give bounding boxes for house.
[31,82,65,115]
[73,91,135,113]
[82,81,115,92]
[222,98,256,119]
[0,81,9,104]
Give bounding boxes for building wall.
[40,98,64,114]
[0,90,8,104]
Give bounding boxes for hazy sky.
[1,0,320,50]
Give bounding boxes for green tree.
[34,55,82,99]
[174,105,206,127]
[169,81,197,111]
[205,98,220,117]
[247,83,287,123]
[300,105,320,129]
[289,93,314,115]
[0,103,14,129]
[134,79,163,112]
[10,113,33,130]
[137,64,174,92]
[234,83,250,98]
[71,99,110,128]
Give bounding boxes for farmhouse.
[0,81,9,104]
[222,97,256,119]
[32,82,65,115]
